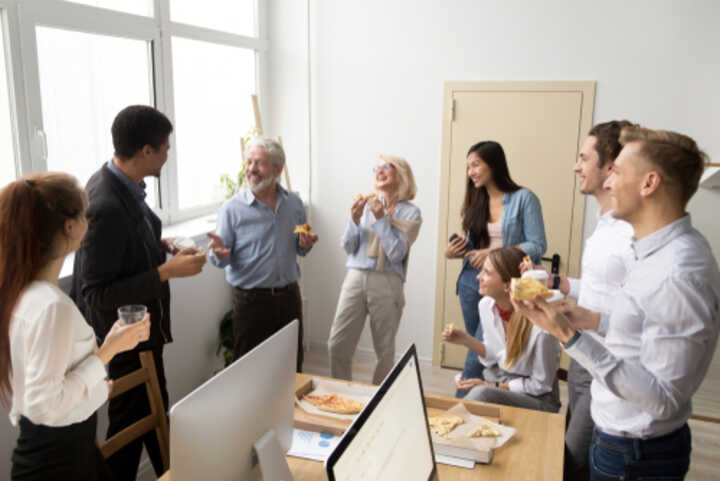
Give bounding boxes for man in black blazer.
[71,105,206,481]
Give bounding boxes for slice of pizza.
[428,413,464,438]
[510,277,553,301]
[303,393,364,414]
[293,224,314,235]
[468,423,501,438]
[353,192,377,202]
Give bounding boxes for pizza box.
[293,376,509,464]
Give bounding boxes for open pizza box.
[293,377,513,464]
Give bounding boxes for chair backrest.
[99,351,169,471]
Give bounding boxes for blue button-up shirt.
[208,184,310,288]
[107,159,147,205]
[340,201,421,282]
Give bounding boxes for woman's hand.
[442,324,470,346]
[444,236,467,259]
[464,248,488,269]
[454,377,486,391]
[351,197,367,225]
[369,197,385,220]
[97,314,151,365]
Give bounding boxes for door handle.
[541,254,561,274]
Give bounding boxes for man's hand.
[206,232,231,259]
[161,237,179,255]
[351,197,367,225]
[464,249,489,269]
[511,296,577,343]
[557,301,602,331]
[369,197,385,220]
[299,232,319,249]
[157,248,206,281]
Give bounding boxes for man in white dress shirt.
[550,120,635,481]
[515,126,720,481]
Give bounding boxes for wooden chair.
[99,351,170,471]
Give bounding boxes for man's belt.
[236,282,297,295]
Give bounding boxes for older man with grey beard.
[206,138,317,371]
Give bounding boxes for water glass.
[118,304,147,324]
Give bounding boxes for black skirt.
[12,413,113,481]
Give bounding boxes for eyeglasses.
[373,163,393,174]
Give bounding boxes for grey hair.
[244,137,285,168]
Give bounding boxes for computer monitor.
[169,319,298,481]
[325,344,438,481]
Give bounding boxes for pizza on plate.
[303,393,364,414]
[510,277,553,301]
[428,413,464,438]
[468,423,501,438]
[293,224,314,235]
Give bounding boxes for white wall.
[265,0,720,363]
[0,259,231,481]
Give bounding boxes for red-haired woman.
[0,173,150,481]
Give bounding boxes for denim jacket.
[459,188,547,283]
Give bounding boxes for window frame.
[2,0,266,224]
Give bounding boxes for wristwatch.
[552,274,561,290]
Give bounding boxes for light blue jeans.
[455,267,484,398]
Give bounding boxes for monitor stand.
[252,429,295,481]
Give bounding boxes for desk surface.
[159,373,565,481]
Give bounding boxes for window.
[172,37,256,210]
[35,26,156,204]
[0,15,16,188]
[170,0,256,37]
[3,0,266,222]
[63,0,153,17]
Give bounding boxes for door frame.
[432,81,596,366]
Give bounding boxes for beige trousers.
[328,269,406,384]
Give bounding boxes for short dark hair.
[588,120,636,167]
[620,126,708,206]
[111,105,173,160]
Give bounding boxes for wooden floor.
[304,347,720,481]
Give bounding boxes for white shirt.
[567,216,720,438]
[567,211,634,336]
[477,297,561,396]
[10,281,108,427]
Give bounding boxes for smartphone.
[448,233,459,243]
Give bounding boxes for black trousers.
[232,282,304,371]
[12,413,112,481]
[106,347,169,481]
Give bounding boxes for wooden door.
[434,81,595,368]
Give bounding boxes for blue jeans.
[455,267,483,398]
[590,425,691,481]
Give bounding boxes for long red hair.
[0,172,86,404]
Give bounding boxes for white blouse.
[9,281,108,427]
[477,296,561,396]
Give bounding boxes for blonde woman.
[443,246,560,412]
[328,156,422,384]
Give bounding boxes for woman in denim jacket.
[445,141,547,397]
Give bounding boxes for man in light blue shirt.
[207,138,317,370]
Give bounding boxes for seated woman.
[443,246,560,413]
